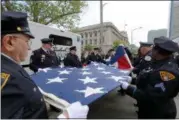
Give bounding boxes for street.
[88,88,137,119]
[49,88,179,119]
[88,88,179,119]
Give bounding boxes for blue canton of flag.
[31,62,131,105]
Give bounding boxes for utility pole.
[100,0,103,46]
[131,27,142,44]
[168,0,174,39]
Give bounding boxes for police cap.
[140,42,153,47]
[1,11,34,38]
[70,46,76,51]
[154,36,179,52]
[41,38,52,44]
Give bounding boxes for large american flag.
[31,62,130,105]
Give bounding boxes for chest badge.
[42,55,45,58]
[144,56,151,61]
[41,55,46,62]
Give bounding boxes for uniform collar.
[1,53,18,64]
[42,47,48,52]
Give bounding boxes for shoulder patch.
[1,72,10,90]
[159,71,175,81]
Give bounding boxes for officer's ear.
[1,35,16,51]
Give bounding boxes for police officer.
[1,11,48,119]
[176,54,179,67]
[119,36,179,118]
[87,47,106,64]
[1,11,89,119]
[29,38,60,72]
[132,42,153,78]
[173,52,179,67]
[81,50,90,65]
[131,42,153,108]
[133,42,153,67]
[64,46,82,68]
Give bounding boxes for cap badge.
[17,27,22,31]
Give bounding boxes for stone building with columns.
[75,22,129,53]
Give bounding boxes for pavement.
[175,96,179,118]
[49,88,179,119]
[87,88,137,119]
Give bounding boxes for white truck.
[21,21,82,68]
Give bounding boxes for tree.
[71,27,80,33]
[1,0,88,30]
[112,40,129,50]
[84,44,95,51]
[128,44,139,56]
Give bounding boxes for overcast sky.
[79,1,170,46]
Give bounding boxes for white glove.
[58,101,89,119]
[59,64,64,68]
[131,72,137,79]
[37,68,41,72]
[121,76,132,83]
[119,81,129,90]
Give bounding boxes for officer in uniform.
[133,42,153,67]
[1,11,48,119]
[176,54,179,67]
[87,47,106,64]
[173,52,179,67]
[64,46,82,68]
[1,11,89,119]
[119,36,179,118]
[132,42,153,80]
[81,51,90,65]
[29,38,60,72]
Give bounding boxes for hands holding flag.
[58,101,89,119]
[33,60,134,119]
[119,81,130,90]
[107,45,134,71]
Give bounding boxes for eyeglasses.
[9,34,32,46]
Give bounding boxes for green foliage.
[112,40,129,49]
[128,44,139,56]
[84,44,95,51]
[1,0,88,30]
[70,27,80,33]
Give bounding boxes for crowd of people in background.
[81,46,133,66]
